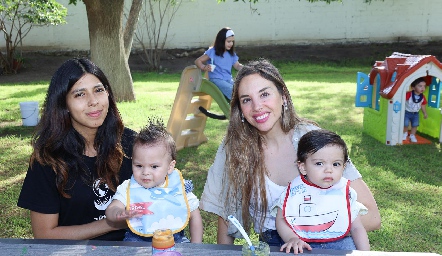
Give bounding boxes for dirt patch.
[2,41,442,84]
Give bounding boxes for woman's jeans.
[260,229,356,250]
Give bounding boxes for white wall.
[14,0,442,51]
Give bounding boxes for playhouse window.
[427,77,441,108]
[355,72,380,110]
[355,72,372,108]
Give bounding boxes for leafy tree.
[0,0,67,74]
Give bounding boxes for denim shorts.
[123,229,189,243]
[260,229,356,250]
[404,111,420,128]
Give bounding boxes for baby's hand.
[424,113,428,119]
[280,237,312,254]
[116,209,143,220]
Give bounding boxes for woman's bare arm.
[350,178,381,231]
[30,211,124,240]
[217,216,234,244]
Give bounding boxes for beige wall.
[16,0,442,51]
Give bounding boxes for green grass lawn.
[0,62,441,253]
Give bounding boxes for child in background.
[194,27,243,100]
[106,118,203,243]
[403,77,428,143]
[273,130,370,254]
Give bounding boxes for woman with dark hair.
[199,59,381,246]
[195,27,243,100]
[17,58,136,241]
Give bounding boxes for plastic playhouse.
[355,52,442,145]
[167,65,230,150]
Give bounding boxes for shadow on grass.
[352,133,442,187]
[350,133,442,252]
[9,87,47,99]
[0,126,35,138]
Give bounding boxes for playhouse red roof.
[368,52,442,99]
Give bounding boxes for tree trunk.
[83,0,135,102]
[124,0,143,58]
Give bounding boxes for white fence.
[10,0,442,51]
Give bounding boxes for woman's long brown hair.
[30,58,124,198]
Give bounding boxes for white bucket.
[19,101,39,126]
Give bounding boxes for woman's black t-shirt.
[17,127,136,241]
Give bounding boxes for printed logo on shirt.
[93,179,112,210]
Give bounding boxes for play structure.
[167,65,230,150]
[355,52,442,145]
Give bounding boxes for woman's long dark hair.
[31,58,124,198]
[213,27,235,57]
